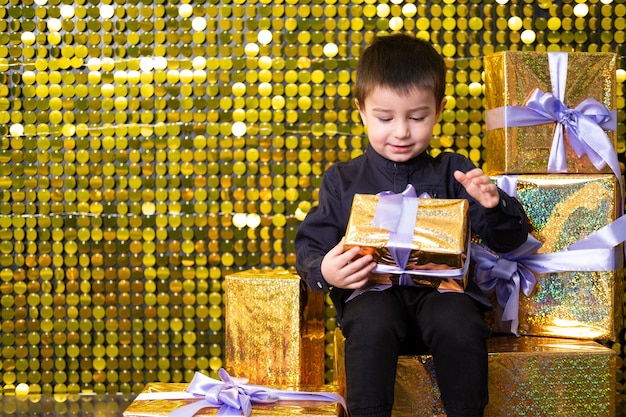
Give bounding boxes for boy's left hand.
[454,168,499,209]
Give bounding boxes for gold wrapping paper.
[488,174,624,340]
[392,336,617,417]
[344,195,470,288]
[483,51,617,175]
[224,268,325,386]
[332,328,346,399]
[123,382,344,417]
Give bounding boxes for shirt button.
[317,281,323,289]
[501,200,507,208]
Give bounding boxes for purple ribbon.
[472,236,542,336]
[134,369,347,417]
[473,175,626,335]
[485,53,620,183]
[373,184,419,272]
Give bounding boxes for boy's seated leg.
[340,290,407,417]
[418,291,490,417]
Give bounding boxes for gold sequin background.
[1,0,626,411]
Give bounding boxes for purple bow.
[519,89,617,174]
[471,236,542,336]
[163,369,346,417]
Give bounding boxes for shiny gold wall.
[1,0,626,409]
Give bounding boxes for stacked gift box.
[444,50,622,416]
[481,51,624,342]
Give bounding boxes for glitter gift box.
[123,380,345,417]
[483,51,617,175]
[483,174,623,340]
[392,336,617,417]
[224,268,325,386]
[343,194,470,289]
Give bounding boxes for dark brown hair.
[354,33,446,109]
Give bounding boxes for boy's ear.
[354,99,366,125]
[438,97,447,113]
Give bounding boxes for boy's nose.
[394,121,410,138]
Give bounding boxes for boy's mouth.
[389,144,412,152]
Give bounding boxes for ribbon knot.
[557,107,576,125]
[200,369,261,415]
[491,258,519,281]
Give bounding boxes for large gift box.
[393,336,617,416]
[344,190,470,289]
[224,268,325,386]
[483,51,617,175]
[123,372,346,417]
[475,174,624,340]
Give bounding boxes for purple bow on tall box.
[483,51,618,177]
[224,268,325,387]
[474,174,624,341]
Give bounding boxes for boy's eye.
[410,116,426,121]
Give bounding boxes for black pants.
[340,286,490,417]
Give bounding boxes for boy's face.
[356,86,445,162]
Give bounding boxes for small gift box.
[343,186,470,289]
[224,268,325,386]
[483,51,619,177]
[473,174,624,340]
[393,336,616,416]
[123,370,346,417]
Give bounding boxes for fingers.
[322,242,376,289]
[454,168,499,208]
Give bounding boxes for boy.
[295,34,529,417]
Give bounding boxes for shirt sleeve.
[472,187,530,253]
[294,167,345,292]
[450,155,530,253]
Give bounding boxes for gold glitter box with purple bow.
[483,51,617,175]
[485,174,623,341]
[343,193,470,289]
[123,380,345,417]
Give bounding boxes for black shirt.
[295,146,529,318]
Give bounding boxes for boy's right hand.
[320,239,377,289]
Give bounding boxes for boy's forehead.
[361,85,439,110]
[365,85,436,101]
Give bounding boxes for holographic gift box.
[343,192,470,289]
[224,268,325,386]
[123,379,345,417]
[483,51,617,175]
[392,336,617,417]
[478,174,624,340]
